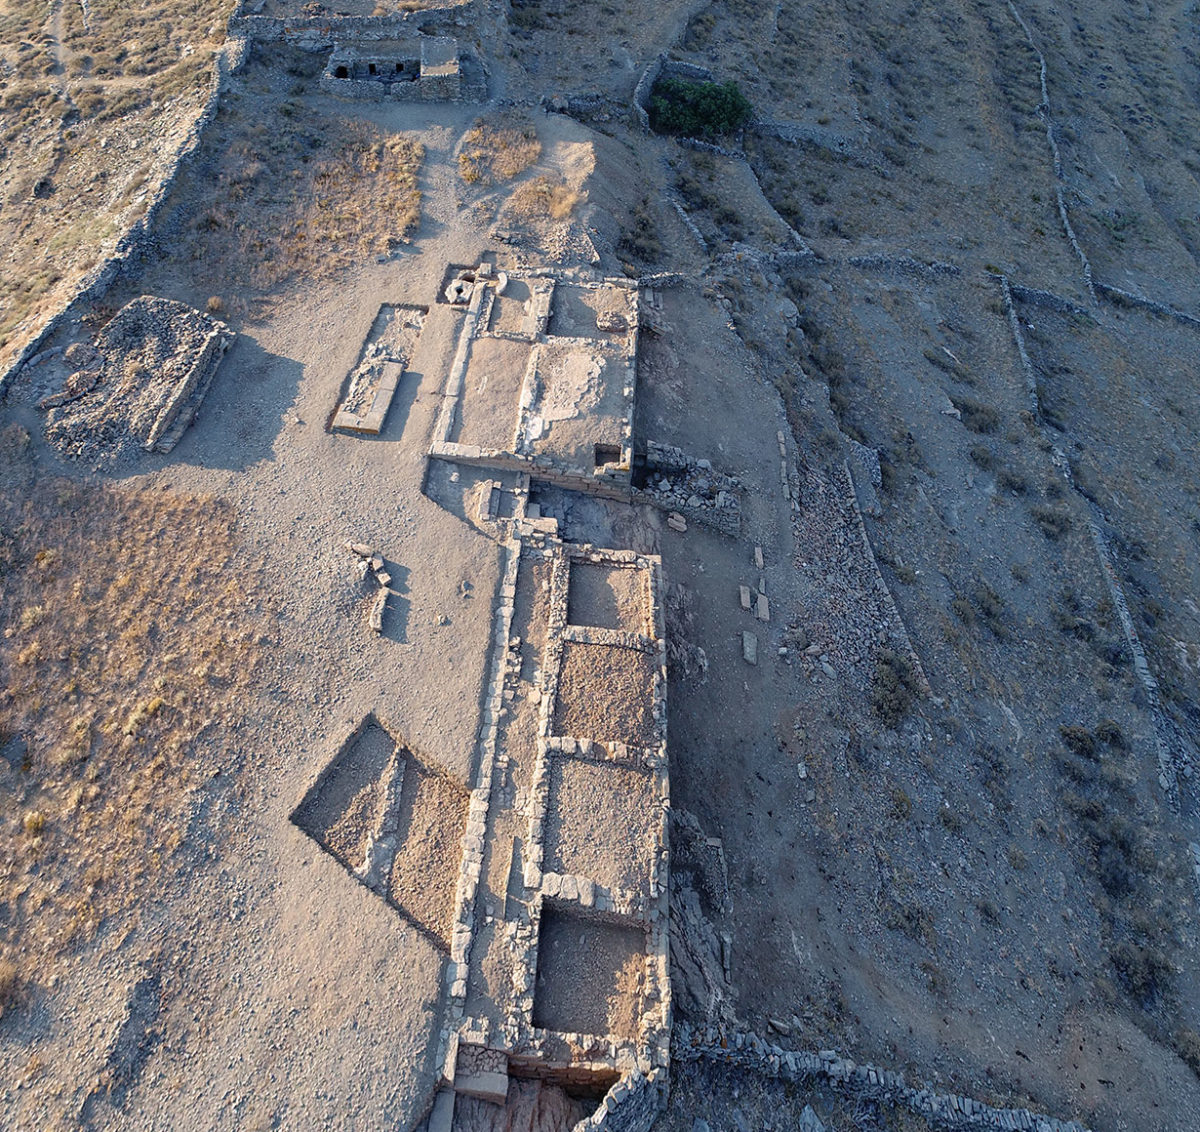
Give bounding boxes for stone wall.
[228,1,477,47]
[1000,278,1190,805]
[573,1067,666,1132]
[674,1024,1092,1132]
[0,37,249,402]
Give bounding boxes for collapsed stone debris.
[40,296,233,464]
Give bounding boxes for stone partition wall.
[573,1066,666,1132]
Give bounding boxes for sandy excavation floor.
[2,0,1200,1130]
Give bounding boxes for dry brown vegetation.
[508,175,581,222]
[0,0,237,367]
[458,113,542,184]
[177,90,423,298]
[0,424,269,994]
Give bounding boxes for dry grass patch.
[458,113,541,184]
[0,0,235,367]
[179,104,423,297]
[508,175,581,222]
[0,424,270,1001]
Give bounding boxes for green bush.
[648,78,752,140]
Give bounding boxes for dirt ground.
[3,0,1200,1130]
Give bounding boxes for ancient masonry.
[430,534,671,1130]
[295,263,682,1130]
[38,295,235,463]
[428,262,741,536]
[418,266,675,1130]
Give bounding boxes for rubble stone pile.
[43,296,233,464]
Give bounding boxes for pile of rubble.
[42,296,233,464]
[640,441,741,534]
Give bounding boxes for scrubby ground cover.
[166,49,422,308]
[0,0,237,368]
[0,423,268,1029]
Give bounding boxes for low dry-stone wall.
[573,1067,665,1132]
[0,36,249,401]
[1000,276,1192,805]
[1006,0,1095,301]
[847,254,962,279]
[674,1025,1091,1132]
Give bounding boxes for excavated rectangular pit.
[547,282,632,339]
[531,904,647,1040]
[552,641,656,747]
[486,276,534,337]
[452,335,532,451]
[544,758,658,896]
[566,561,648,631]
[290,717,468,948]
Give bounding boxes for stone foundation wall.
[144,324,233,450]
[574,1067,666,1132]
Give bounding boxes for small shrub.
[938,805,966,834]
[974,581,1007,636]
[1060,724,1097,760]
[951,396,1001,434]
[205,295,224,314]
[969,444,994,470]
[889,786,913,821]
[997,467,1027,494]
[22,810,45,837]
[1096,719,1128,750]
[886,898,935,946]
[1007,846,1029,870]
[870,648,919,728]
[1111,941,1172,1005]
[0,960,18,1018]
[951,596,975,626]
[1173,1026,1200,1078]
[648,77,752,139]
[1032,505,1071,539]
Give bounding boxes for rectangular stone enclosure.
[532,904,647,1040]
[566,561,648,631]
[544,758,658,896]
[291,718,468,947]
[552,641,657,748]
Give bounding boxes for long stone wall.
[1000,280,1189,807]
[228,1,477,47]
[0,37,249,403]
[1005,1,1096,302]
[673,1024,1091,1132]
